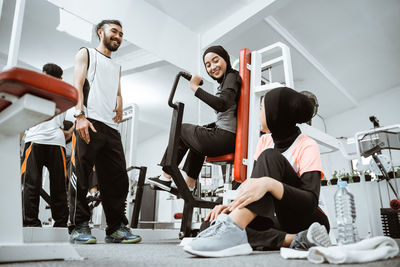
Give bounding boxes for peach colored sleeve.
[298,138,325,179]
[253,134,268,161]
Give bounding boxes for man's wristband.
[73,110,85,118]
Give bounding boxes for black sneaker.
[105,224,142,244]
[148,176,172,191]
[290,222,331,250]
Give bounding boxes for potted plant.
[330,171,338,185]
[351,169,360,183]
[339,170,350,183]
[364,170,372,181]
[321,176,328,186]
[386,167,400,179]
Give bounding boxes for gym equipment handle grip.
[168,72,204,109]
[181,72,204,86]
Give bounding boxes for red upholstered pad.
[0,67,78,113]
[233,48,251,183]
[206,153,234,163]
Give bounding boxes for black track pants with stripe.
[69,119,129,235]
[21,142,68,227]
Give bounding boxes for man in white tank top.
[69,20,141,244]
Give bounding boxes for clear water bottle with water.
[334,181,359,244]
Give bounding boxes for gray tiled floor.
[4,239,400,267]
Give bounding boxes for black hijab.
[264,87,314,151]
[202,45,237,84]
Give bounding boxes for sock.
[159,175,171,182]
[227,215,244,230]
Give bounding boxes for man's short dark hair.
[42,63,63,79]
[96,19,122,39]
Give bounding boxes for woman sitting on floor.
[184,87,331,257]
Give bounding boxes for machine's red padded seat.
[206,48,251,183]
[206,153,234,163]
[0,67,78,113]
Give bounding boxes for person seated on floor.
[183,87,331,257]
[149,45,242,192]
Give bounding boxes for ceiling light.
[56,8,92,43]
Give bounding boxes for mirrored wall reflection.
[0,0,135,83]
[1,0,219,146]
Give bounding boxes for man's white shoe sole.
[183,243,252,257]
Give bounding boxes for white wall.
[136,130,184,222]
[319,86,400,179]
[326,85,400,138]
[318,86,400,240]
[136,130,168,177]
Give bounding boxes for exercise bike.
[152,71,221,238]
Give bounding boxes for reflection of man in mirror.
[69,20,141,244]
[21,63,69,228]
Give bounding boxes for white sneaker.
[147,176,172,191]
[183,215,252,257]
[290,222,331,250]
[171,181,194,192]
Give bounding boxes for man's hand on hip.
[76,116,97,144]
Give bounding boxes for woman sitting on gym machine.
[183,87,331,257]
[149,45,242,191]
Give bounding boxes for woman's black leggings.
[160,123,236,179]
[244,149,330,250]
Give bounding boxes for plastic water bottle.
[334,181,359,244]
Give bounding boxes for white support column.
[0,0,4,22]
[247,50,262,177]
[0,134,22,243]
[5,0,25,70]
[281,44,294,88]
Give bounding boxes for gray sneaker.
[183,215,252,257]
[290,222,331,250]
[105,224,142,244]
[197,213,229,238]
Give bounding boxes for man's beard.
[103,33,120,52]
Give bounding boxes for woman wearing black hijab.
[184,87,331,257]
[149,45,242,191]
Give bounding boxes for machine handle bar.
[168,72,203,109]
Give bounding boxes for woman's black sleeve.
[194,73,240,112]
[279,171,321,210]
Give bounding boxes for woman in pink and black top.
[241,87,330,251]
[184,87,331,257]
